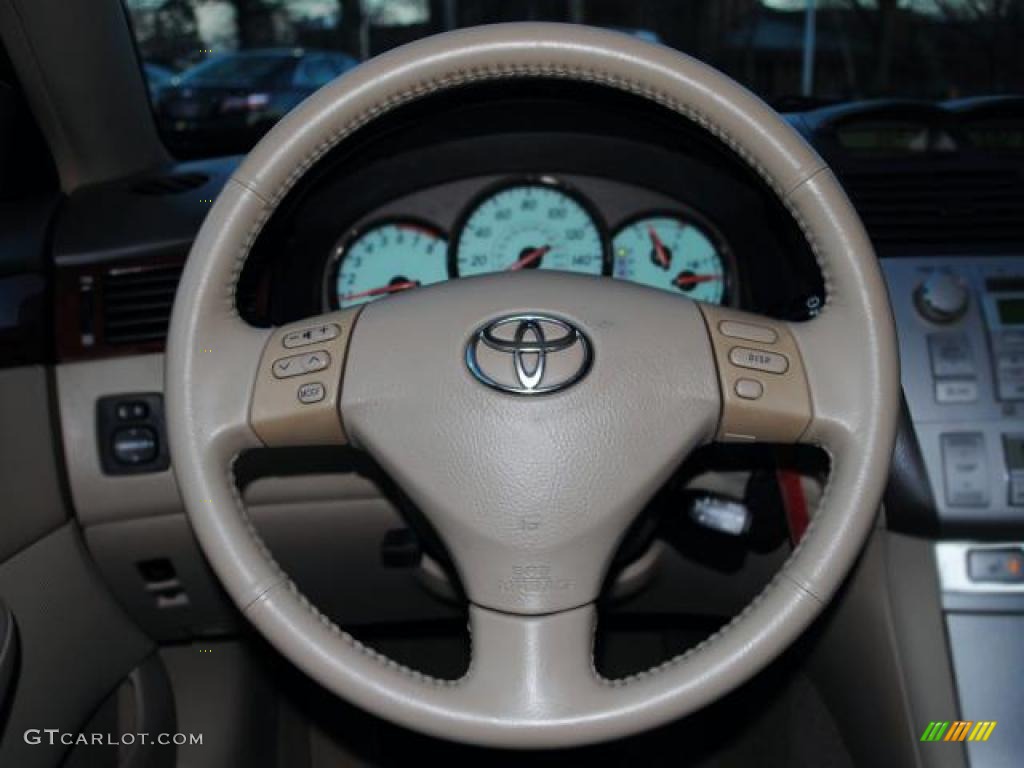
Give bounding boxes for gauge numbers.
[334,220,447,309]
[454,183,605,277]
[612,214,727,305]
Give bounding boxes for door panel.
[0,367,67,560]
[0,366,156,767]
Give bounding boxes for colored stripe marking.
[922,721,950,741]
[946,721,972,741]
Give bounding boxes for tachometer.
[453,181,606,277]
[332,220,447,309]
[612,213,730,305]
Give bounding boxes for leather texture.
[166,23,899,748]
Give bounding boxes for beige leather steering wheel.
[166,23,899,749]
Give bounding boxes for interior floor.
[161,630,854,768]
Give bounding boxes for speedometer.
[331,219,448,309]
[453,181,606,277]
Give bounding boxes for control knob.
[914,272,969,323]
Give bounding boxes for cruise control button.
[297,382,326,404]
[728,347,789,374]
[718,321,778,344]
[734,378,764,400]
[283,323,340,349]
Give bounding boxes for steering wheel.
[166,23,898,749]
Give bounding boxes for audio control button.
[283,323,340,349]
[272,351,331,379]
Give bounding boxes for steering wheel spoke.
[249,309,360,447]
[461,603,604,722]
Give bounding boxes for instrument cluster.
[326,176,735,310]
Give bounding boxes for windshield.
[176,53,297,87]
[123,0,1024,157]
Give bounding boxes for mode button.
[297,382,326,404]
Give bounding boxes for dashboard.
[7,85,1024,753]
[324,175,735,312]
[230,82,828,329]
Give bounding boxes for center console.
[883,256,1024,530]
[883,256,1024,768]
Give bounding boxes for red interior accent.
[777,468,809,544]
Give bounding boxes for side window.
[294,57,337,89]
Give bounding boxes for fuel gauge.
[612,213,731,305]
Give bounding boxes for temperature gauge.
[612,213,730,305]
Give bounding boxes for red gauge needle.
[396,223,438,237]
[341,280,419,302]
[506,245,551,271]
[674,273,722,287]
[648,226,671,269]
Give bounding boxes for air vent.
[840,168,1024,246]
[131,172,208,196]
[101,264,182,345]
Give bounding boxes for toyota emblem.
[465,314,592,395]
